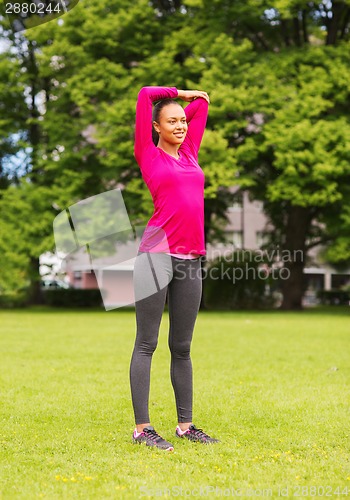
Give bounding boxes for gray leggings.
[129,252,202,424]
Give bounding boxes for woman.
[130,86,219,451]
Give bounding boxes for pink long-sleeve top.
[134,86,208,257]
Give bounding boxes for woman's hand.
[177,90,210,104]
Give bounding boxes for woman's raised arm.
[177,90,210,158]
[134,86,178,164]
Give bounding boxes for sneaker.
[132,425,174,451]
[175,424,220,444]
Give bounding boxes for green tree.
[0,51,28,188]
[199,35,350,308]
[0,0,238,304]
[1,0,349,309]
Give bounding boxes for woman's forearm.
[176,89,210,104]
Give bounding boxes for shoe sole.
[175,433,220,444]
[132,438,174,451]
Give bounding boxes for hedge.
[316,289,350,306]
[203,250,279,310]
[42,288,103,307]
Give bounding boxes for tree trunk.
[340,6,350,39]
[27,40,40,176]
[293,16,301,46]
[280,206,311,310]
[302,9,309,44]
[281,19,291,47]
[326,1,346,45]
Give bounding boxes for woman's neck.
[157,141,180,159]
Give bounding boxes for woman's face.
[153,104,188,146]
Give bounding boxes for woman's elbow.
[137,86,151,98]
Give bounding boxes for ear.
[153,121,161,134]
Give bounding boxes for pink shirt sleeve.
[182,98,209,159]
[134,86,178,165]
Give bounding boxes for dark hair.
[152,98,182,146]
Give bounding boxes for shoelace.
[189,426,210,439]
[144,428,163,443]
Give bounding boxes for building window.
[254,200,263,211]
[227,192,243,212]
[226,231,243,248]
[256,231,268,247]
[332,274,350,289]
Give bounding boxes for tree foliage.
[0,0,349,307]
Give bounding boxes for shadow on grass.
[197,305,350,316]
[1,305,348,316]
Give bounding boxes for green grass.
[0,306,349,499]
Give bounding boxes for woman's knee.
[168,338,191,359]
[135,337,159,355]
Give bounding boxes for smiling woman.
[129,85,220,451]
[133,86,210,258]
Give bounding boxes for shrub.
[42,288,103,307]
[0,291,27,308]
[203,250,278,310]
[316,289,350,306]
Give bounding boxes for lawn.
[0,306,349,499]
